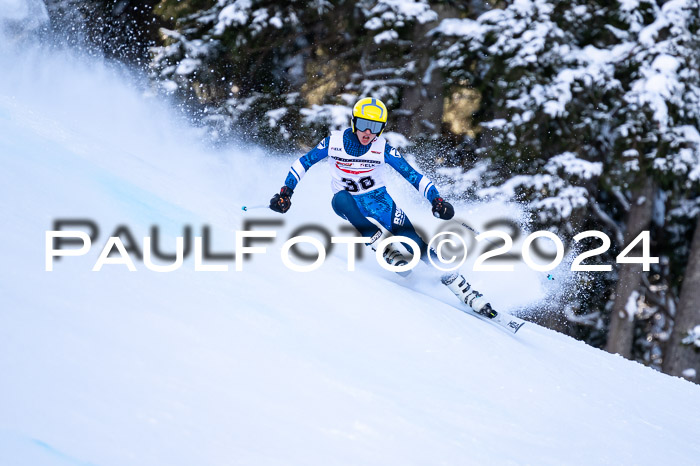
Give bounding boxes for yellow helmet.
[352,97,388,136]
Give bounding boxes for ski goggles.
[354,117,385,134]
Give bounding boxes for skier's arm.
[383,143,441,202]
[384,143,454,220]
[270,137,330,213]
[284,137,330,190]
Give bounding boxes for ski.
[455,303,526,334]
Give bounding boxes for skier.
[269,97,497,318]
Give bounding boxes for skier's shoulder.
[315,135,331,150]
[298,135,330,166]
[381,138,403,160]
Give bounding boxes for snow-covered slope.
[1,40,700,466]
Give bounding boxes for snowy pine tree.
[149,0,450,150]
[433,0,699,365]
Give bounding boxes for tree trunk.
[605,178,655,358]
[662,215,700,382]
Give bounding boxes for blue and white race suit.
[284,128,442,256]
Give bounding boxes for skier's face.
[356,128,375,146]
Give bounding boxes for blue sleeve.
[284,137,330,190]
[384,143,441,202]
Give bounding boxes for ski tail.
[491,311,526,334]
[457,302,526,334]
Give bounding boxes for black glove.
[270,186,293,213]
[432,197,454,220]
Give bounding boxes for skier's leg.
[349,189,420,251]
[339,189,414,270]
[353,191,496,315]
[331,190,381,239]
[390,210,431,259]
[332,190,406,268]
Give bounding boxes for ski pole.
[453,220,499,246]
[241,204,270,212]
[457,220,485,240]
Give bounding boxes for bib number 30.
[342,176,375,193]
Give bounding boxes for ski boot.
[369,231,410,274]
[441,272,497,318]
